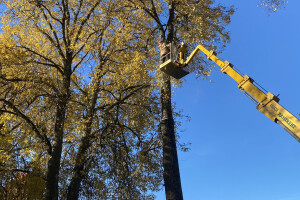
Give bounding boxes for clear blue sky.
[156,0,300,199]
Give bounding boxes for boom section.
[185,45,300,142]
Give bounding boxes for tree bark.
[45,100,67,200]
[159,1,183,200]
[160,75,183,200]
[45,60,72,200]
[67,100,96,200]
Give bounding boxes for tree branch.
[0,99,52,155]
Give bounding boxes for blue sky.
[156,0,300,199]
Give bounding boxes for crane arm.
[186,45,268,102]
[185,45,300,142]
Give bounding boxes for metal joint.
[259,92,280,106]
[207,50,216,60]
[238,75,253,89]
[220,61,233,74]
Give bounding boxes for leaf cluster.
[259,0,287,12]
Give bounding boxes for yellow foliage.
[0,0,233,199]
[259,0,287,12]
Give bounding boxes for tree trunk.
[160,75,183,200]
[159,1,183,199]
[67,72,101,200]
[67,134,92,200]
[45,62,71,200]
[45,102,67,200]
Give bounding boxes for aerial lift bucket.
[159,59,189,79]
[159,42,189,79]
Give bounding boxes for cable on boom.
[240,89,259,105]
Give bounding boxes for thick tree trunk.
[159,2,183,199]
[45,62,71,200]
[45,102,67,200]
[160,75,183,200]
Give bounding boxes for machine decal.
[278,112,296,129]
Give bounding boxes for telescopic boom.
[159,44,300,142]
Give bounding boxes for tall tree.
[0,0,162,199]
[123,0,234,199]
[0,0,234,199]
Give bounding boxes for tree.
[122,0,234,199]
[0,0,163,199]
[0,0,234,199]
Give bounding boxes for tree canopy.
[0,0,234,199]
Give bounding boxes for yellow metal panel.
[197,45,210,55]
[185,48,200,65]
[209,55,225,68]
[223,67,244,83]
[257,100,278,121]
[240,81,267,103]
[257,100,300,141]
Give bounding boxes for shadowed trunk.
[45,102,67,200]
[45,59,72,200]
[67,134,92,200]
[159,2,183,199]
[66,69,100,200]
[160,75,183,200]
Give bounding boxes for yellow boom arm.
[162,44,300,142]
